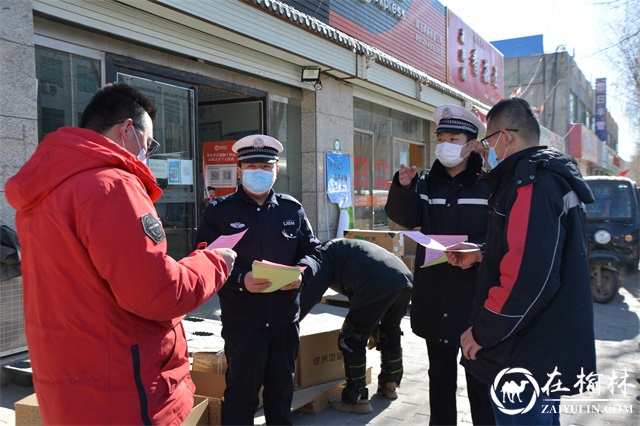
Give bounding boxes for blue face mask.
[487,147,500,169]
[487,133,509,169]
[242,168,276,194]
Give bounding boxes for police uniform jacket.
[385,152,490,346]
[461,146,597,393]
[195,185,321,329]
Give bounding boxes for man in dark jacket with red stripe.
[386,104,495,425]
[448,98,596,425]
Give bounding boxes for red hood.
[6,127,162,211]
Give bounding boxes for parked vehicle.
[584,176,640,303]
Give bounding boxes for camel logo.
[490,367,541,415]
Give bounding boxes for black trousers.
[342,289,412,388]
[426,341,495,426]
[221,323,299,425]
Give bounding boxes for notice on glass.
[252,260,304,293]
[402,231,468,268]
[206,229,248,250]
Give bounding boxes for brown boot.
[378,382,398,400]
[330,399,373,414]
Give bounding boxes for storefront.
[568,123,625,176]
[13,0,501,247]
[2,0,502,355]
[353,98,430,229]
[33,12,306,260]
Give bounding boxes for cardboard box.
[206,396,222,426]
[403,234,417,256]
[401,254,416,272]
[15,393,211,426]
[190,369,265,410]
[343,229,404,256]
[193,349,227,374]
[190,369,227,399]
[295,313,345,389]
[182,395,209,426]
[15,393,43,426]
[388,218,403,231]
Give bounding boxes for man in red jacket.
[5,83,236,425]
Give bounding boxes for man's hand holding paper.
[402,231,468,268]
[279,274,303,291]
[210,248,237,275]
[252,260,304,293]
[445,242,482,269]
[243,271,273,293]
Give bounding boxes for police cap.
[232,134,284,163]
[433,104,486,139]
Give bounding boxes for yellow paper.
[252,261,302,293]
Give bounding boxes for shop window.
[577,100,586,125]
[118,74,196,260]
[569,92,578,124]
[354,98,427,230]
[35,46,101,141]
[270,99,302,201]
[39,107,65,137]
[38,57,64,87]
[75,59,100,94]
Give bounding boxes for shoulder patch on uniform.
[207,194,232,208]
[277,193,302,205]
[141,214,166,244]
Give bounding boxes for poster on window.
[167,159,181,185]
[180,160,193,185]
[202,141,238,197]
[325,151,352,208]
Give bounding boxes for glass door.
[389,138,426,231]
[393,138,426,172]
[353,130,374,230]
[118,73,196,260]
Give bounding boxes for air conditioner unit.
[42,83,58,95]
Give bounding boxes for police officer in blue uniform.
[195,134,321,425]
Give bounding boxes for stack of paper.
[402,231,468,268]
[252,260,303,293]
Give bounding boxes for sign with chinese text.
[540,126,564,152]
[326,151,352,208]
[328,0,447,82]
[202,141,238,197]
[446,10,504,105]
[568,124,599,164]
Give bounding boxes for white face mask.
[242,168,276,194]
[131,129,147,162]
[435,141,469,168]
[121,128,147,162]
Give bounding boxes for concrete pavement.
[1,271,638,425]
[288,271,640,426]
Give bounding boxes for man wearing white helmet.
[386,105,495,425]
[195,134,321,425]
